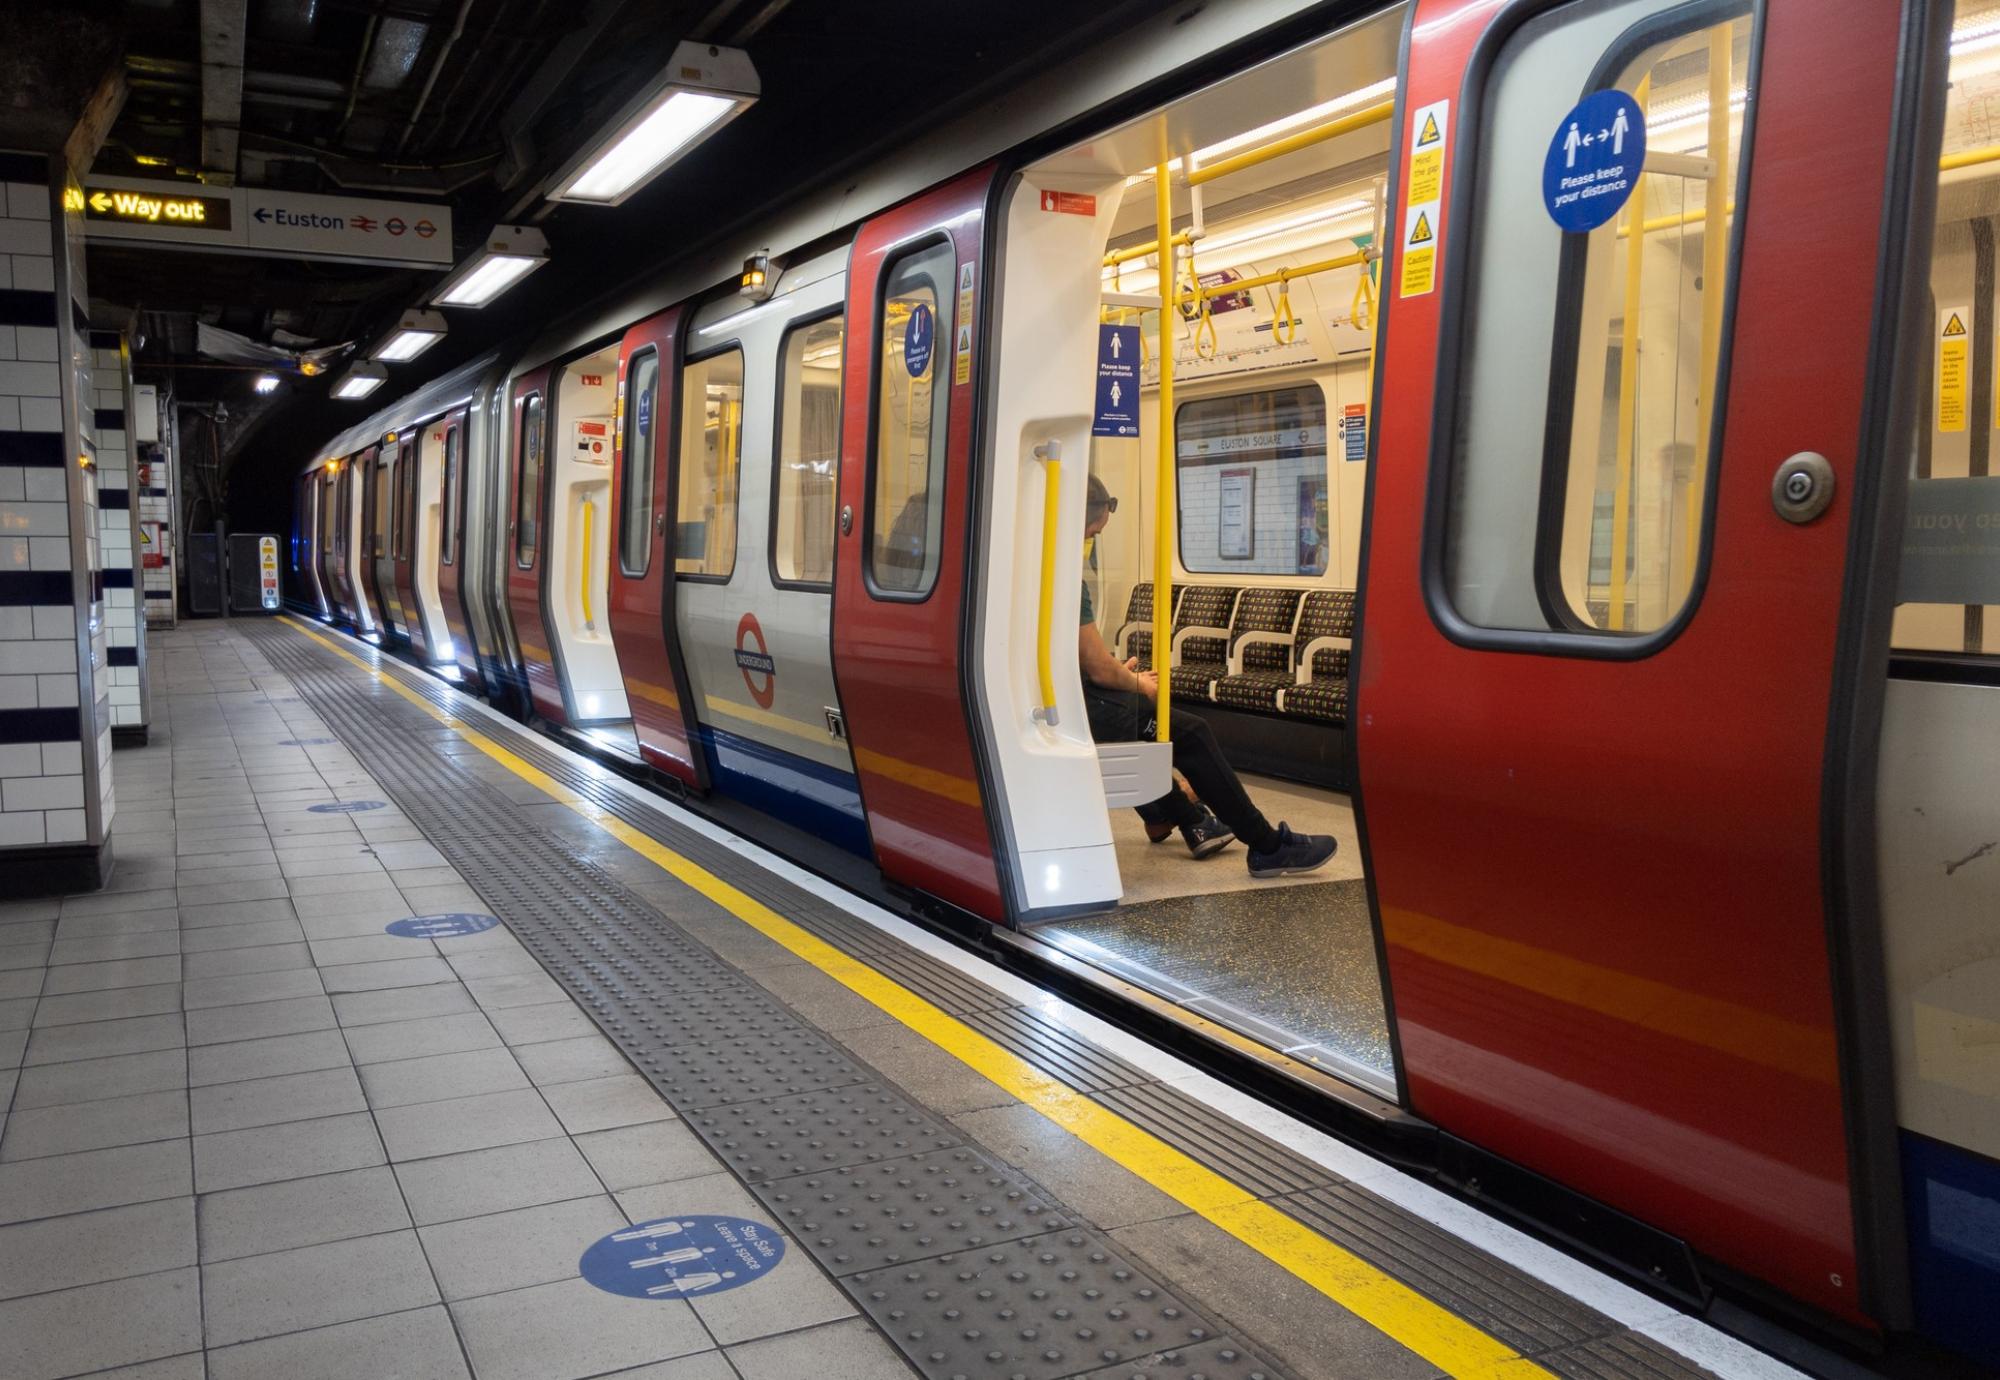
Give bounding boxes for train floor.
[0,619,1800,1380]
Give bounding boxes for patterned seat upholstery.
[1165,585,1240,701]
[1277,590,1357,723]
[1114,582,1159,671]
[1208,588,1304,712]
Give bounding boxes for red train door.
[607,307,705,788]
[319,465,351,619]
[435,408,478,680]
[503,367,565,723]
[1362,0,1912,1331]
[359,445,395,634]
[831,168,1004,921]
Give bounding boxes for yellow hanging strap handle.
[1272,271,1297,345]
[1350,264,1376,332]
[1194,292,1218,359]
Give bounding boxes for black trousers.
[1082,686,1277,851]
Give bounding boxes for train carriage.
[288,0,2000,1367]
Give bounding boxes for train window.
[619,349,660,576]
[398,443,417,561]
[868,240,954,597]
[1437,0,1754,641]
[773,313,842,587]
[441,428,461,567]
[335,467,349,558]
[1891,4,2000,662]
[676,348,743,580]
[1175,387,1331,576]
[370,456,390,559]
[516,394,545,567]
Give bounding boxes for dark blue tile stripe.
[89,331,120,350]
[0,288,56,327]
[0,571,70,603]
[0,433,64,468]
[0,707,80,745]
[0,153,46,181]
[107,646,138,667]
[100,489,130,510]
[94,410,125,434]
[102,568,133,589]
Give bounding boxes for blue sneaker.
[1180,810,1236,859]
[1246,822,1337,878]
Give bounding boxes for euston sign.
[80,177,452,267]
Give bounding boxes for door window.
[516,394,545,568]
[370,456,390,560]
[676,349,743,580]
[868,240,954,597]
[1176,387,1331,576]
[620,349,660,576]
[1436,0,1754,639]
[397,443,417,560]
[774,314,843,586]
[442,428,461,566]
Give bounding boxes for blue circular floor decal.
[281,738,335,747]
[386,913,501,939]
[307,800,386,814]
[580,1215,784,1299]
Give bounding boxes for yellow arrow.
[88,192,111,213]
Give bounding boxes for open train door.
[831,168,1006,921]
[503,365,566,723]
[1361,0,1928,1333]
[607,307,706,789]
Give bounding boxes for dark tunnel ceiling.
[47,0,1197,508]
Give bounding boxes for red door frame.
[607,307,706,787]
[831,167,1004,921]
[504,367,566,723]
[434,408,480,682]
[323,461,355,622]
[392,434,430,659]
[359,444,394,634]
[1360,0,1909,1329]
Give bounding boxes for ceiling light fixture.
[432,226,550,308]
[254,374,280,394]
[546,41,760,206]
[333,362,388,400]
[370,309,448,362]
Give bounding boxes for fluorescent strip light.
[370,308,448,362]
[333,363,387,400]
[437,254,540,307]
[547,42,759,207]
[254,374,280,394]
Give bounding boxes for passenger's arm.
[1079,620,1153,696]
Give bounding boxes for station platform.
[0,620,1799,1380]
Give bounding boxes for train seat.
[1275,589,1356,722]
[1166,585,1242,701]
[1112,581,1180,670]
[1199,587,1306,709]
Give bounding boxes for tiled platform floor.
[0,630,912,1380]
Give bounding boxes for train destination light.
[371,309,449,362]
[546,42,760,207]
[432,226,550,308]
[333,362,388,400]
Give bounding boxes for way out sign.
[1093,324,1140,437]
[1542,89,1646,232]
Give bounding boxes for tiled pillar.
[135,381,177,628]
[0,149,114,890]
[91,327,148,742]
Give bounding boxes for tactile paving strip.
[250,627,1295,1380]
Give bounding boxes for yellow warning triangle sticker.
[1408,211,1434,245]
[1417,112,1441,146]
[1943,312,1968,337]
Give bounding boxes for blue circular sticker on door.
[385,913,501,939]
[307,800,385,814]
[1542,88,1647,232]
[579,1215,785,1299]
[903,302,934,378]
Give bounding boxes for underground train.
[286,0,2000,1368]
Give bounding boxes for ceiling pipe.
[337,13,380,139]
[393,0,476,156]
[197,0,249,183]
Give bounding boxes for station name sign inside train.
[78,176,452,268]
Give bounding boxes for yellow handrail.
[1153,142,1176,743]
[1105,229,1192,269]
[580,497,595,630]
[1194,249,1369,299]
[1033,444,1062,726]
[1608,78,1650,633]
[1941,141,2000,172]
[1186,102,1394,187]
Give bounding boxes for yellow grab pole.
[1608,78,1650,633]
[1105,229,1192,269]
[1153,143,1176,743]
[580,497,595,630]
[1193,249,1369,299]
[1685,28,1731,587]
[1035,450,1062,724]
[1186,102,1395,187]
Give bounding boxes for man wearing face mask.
[1077,474,1338,878]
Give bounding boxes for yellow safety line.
[276,614,1555,1380]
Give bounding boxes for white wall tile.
[4,182,49,220]
[4,500,68,535]
[36,673,79,707]
[0,468,23,503]
[11,253,53,292]
[0,744,38,776]
[45,809,85,844]
[30,604,71,639]
[39,741,80,775]
[0,606,27,639]
[14,326,56,362]
[0,811,46,846]
[27,536,68,569]
[0,398,18,430]
[18,396,60,431]
[3,639,70,672]
[21,466,65,502]
[0,675,36,709]
[3,774,80,811]
[0,219,50,254]
[0,360,59,397]
[0,536,26,570]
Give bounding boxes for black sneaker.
[1247,822,1337,878]
[1180,811,1236,859]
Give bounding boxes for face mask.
[1082,535,1095,562]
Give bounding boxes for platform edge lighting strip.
[275,614,1555,1380]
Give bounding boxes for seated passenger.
[1078,475,1337,878]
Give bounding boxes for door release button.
[1771,451,1835,523]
